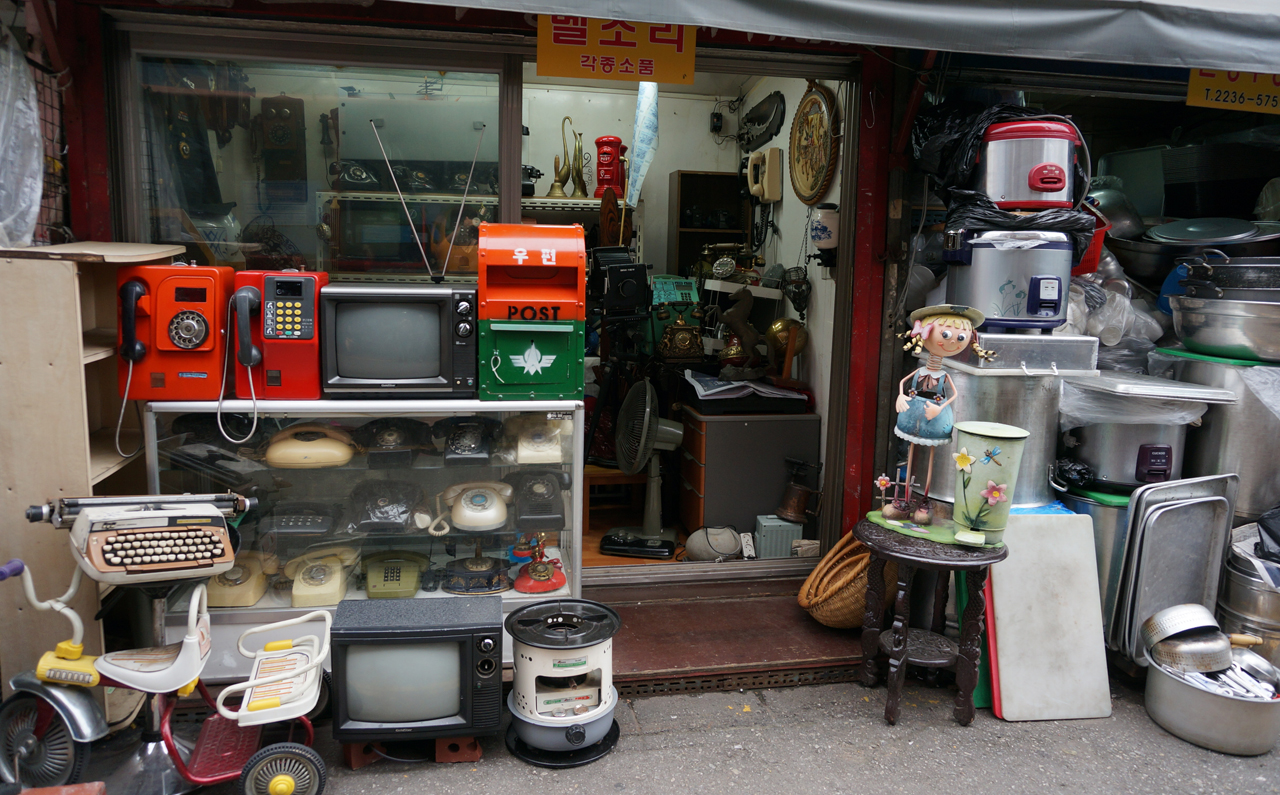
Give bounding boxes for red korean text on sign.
[648,24,686,53]
[600,20,638,47]
[600,56,616,74]
[550,16,588,47]
[580,54,598,72]
[639,59,655,76]
[619,58,636,74]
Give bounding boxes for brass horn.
[546,116,574,198]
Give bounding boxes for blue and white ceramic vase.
[810,203,839,250]
[951,421,1030,546]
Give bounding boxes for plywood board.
[991,513,1112,722]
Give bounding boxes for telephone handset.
[207,550,279,608]
[282,546,358,607]
[504,470,572,532]
[748,147,782,204]
[361,550,432,599]
[266,423,357,469]
[432,416,503,466]
[440,481,515,533]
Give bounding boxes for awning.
[458,0,1280,74]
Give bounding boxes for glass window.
[135,59,500,276]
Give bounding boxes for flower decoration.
[953,448,975,473]
[980,481,1009,507]
[875,475,892,491]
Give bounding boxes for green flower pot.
[951,421,1030,546]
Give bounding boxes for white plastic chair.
[215,610,332,727]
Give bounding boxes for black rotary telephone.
[503,470,572,533]
[348,480,423,534]
[353,418,428,469]
[432,416,503,466]
[329,160,380,190]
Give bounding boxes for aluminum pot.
[1144,648,1280,756]
[1106,234,1280,290]
[1058,490,1130,637]
[1069,423,1186,487]
[1170,295,1280,363]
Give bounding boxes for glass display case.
[144,399,582,677]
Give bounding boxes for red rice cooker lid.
[983,120,1080,144]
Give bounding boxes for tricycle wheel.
[0,693,91,787]
[239,742,325,795]
[305,671,332,722]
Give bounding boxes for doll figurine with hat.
[882,304,991,525]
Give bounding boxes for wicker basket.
[797,532,896,629]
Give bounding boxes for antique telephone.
[258,94,307,203]
[349,480,423,534]
[504,416,569,465]
[207,550,279,608]
[361,550,432,599]
[265,423,357,469]
[512,538,565,594]
[353,418,427,469]
[432,481,515,534]
[433,416,503,466]
[281,546,358,607]
[391,164,436,193]
[654,303,704,362]
[329,160,380,190]
[504,470,572,533]
[262,500,341,538]
[748,147,783,204]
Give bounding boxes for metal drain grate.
[617,665,862,697]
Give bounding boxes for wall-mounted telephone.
[441,481,514,533]
[207,550,279,608]
[433,416,503,466]
[117,264,235,401]
[259,94,307,203]
[329,160,380,190]
[361,550,432,599]
[353,418,428,469]
[349,480,423,534]
[748,147,782,204]
[229,271,328,401]
[504,470,572,532]
[281,546,358,607]
[265,423,357,469]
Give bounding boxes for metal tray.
[1064,371,1237,404]
[950,333,1098,374]
[1126,496,1231,665]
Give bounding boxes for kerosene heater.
[504,599,621,767]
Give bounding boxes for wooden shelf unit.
[667,171,749,276]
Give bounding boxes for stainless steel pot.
[1144,648,1280,756]
[1217,529,1280,667]
[1070,423,1186,487]
[1167,355,1280,520]
[1107,234,1280,290]
[1058,490,1130,637]
[1171,295,1280,363]
[1180,250,1280,301]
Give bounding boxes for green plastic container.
[478,320,585,401]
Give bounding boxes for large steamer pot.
[1143,648,1280,756]
[1170,296,1280,363]
[1106,234,1280,290]
[1058,490,1130,638]
[1167,355,1280,520]
[916,364,1060,509]
[1216,525,1280,666]
[1070,423,1186,487]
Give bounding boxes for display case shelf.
[81,329,117,364]
[315,190,499,206]
[89,428,140,485]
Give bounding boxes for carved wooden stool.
[853,519,1007,726]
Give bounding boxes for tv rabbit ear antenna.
[441,123,487,280]
[369,119,434,277]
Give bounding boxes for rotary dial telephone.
[265,423,357,469]
[361,550,432,599]
[505,415,570,465]
[207,550,279,608]
[432,416,503,466]
[504,470,572,533]
[281,546,358,607]
[428,481,515,534]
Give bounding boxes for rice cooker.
[977,120,1079,210]
[944,230,1072,330]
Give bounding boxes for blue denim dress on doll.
[894,369,953,446]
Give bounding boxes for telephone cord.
[114,360,144,459]
[216,296,259,445]
[426,494,451,536]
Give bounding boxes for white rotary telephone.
[427,482,515,535]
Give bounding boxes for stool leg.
[925,569,951,687]
[860,555,887,688]
[953,565,988,726]
[884,562,916,725]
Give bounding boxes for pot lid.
[1148,217,1259,243]
[969,230,1071,245]
[1063,371,1238,403]
[952,420,1030,440]
[505,599,621,650]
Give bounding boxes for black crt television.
[319,282,477,397]
[330,596,503,742]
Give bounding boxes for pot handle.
[1048,461,1069,494]
[1019,361,1060,376]
[1178,277,1224,299]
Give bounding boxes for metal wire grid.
[29,57,69,244]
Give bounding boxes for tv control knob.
[477,637,496,653]
[565,724,587,746]
[455,321,473,338]
[456,300,472,316]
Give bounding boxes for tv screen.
[335,302,441,380]
[344,642,461,723]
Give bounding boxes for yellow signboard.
[1187,68,1280,115]
[536,16,696,85]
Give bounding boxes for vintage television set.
[320,282,477,397]
[330,596,503,742]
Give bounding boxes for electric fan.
[599,379,684,559]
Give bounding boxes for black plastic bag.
[945,190,1098,260]
[1255,505,1280,564]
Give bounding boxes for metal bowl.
[1144,649,1280,756]
[1150,630,1234,672]
[1107,234,1280,290]
[1170,295,1280,363]
[1141,603,1219,649]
